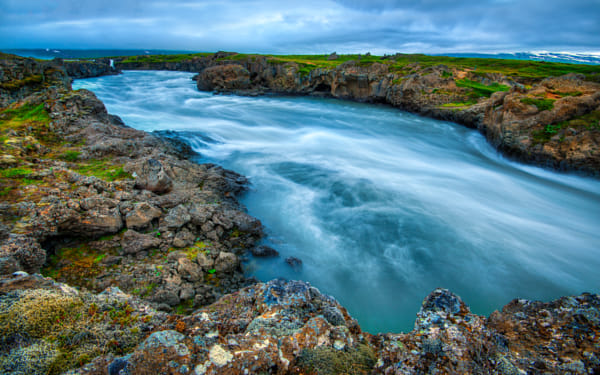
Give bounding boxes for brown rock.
[121,229,161,254]
[197,64,251,91]
[125,202,162,230]
[214,251,238,273]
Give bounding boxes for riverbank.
[1,53,599,374]
[68,51,600,176]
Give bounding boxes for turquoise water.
[74,71,600,333]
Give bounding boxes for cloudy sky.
[1,0,598,54]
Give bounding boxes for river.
[74,71,600,333]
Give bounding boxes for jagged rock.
[163,204,191,230]
[152,288,180,307]
[121,229,161,254]
[189,203,216,225]
[172,228,195,248]
[197,64,251,91]
[177,257,203,282]
[58,207,123,237]
[214,251,238,273]
[0,235,45,274]
[125,202,162,230]
[285,256,303,270]
[131,158,173,194]
[251,245,279,257]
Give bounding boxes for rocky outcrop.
[70,279,600,375]
[190,55,600,175]
[0,55,263,315]
[63,58,120,79]
[0,53,71,107]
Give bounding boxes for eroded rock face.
[72,281,600,375]
[197,65,251,92]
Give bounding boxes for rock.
[121,229,161,254]
[131,158,173,194]
[107,356,130,375]
[214,252,239,273]
[285,256,302,270]
[0,235,45,274]
[125,202,162,230]
[60,207,123,237]
[209,344,233,367]
[163,204,191,230]
[172,228,195,248]
[251,245,279,257]
[188,203,216,225]
[152,288,181,307]
[197,64,251,92]
[177,257,203,282]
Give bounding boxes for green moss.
[0,167,34,178]
[521,97,555,111]
[551,90,583,97]
[531,110,600,144]
[75,159,132,181]
[0,74,44,91]
[59,150,81,162]
[296,344,376,375]
[455,79,510,97]
[174,299,194,315]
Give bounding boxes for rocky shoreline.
[102,52,600,176]
[1,53,599,374]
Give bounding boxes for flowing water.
[74,71,600,333]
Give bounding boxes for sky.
[1,0,599,54]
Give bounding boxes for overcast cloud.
[1,0,598,54]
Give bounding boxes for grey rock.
[0,235,46,274]
[285,256,302,271]
[177,257,203,282]
[251,245,279,257]
[152,289,181,307]
[172,228,195,248]
[126,202,162,230]
[132,158,173,194]
[164,205,191,230]
[214,252,239,273]
[121,229,161,255]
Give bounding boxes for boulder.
[121,229,161,255]
[163,205,191,230]
[251,245,279,257]
[0,235,45,274]
[131,158,173,194]
[172,228,195,248]
[176,257,203,282]
[125,202,162,230]
[285,256,303,271]
[214,252,239,273]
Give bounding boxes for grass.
[111,51,600,82]
[531,110,600,144]
[455,79,510,97]
[521,97,555,111]
[0,167,34,178]
[119,52,213,64]
[75,159,132,181]
[59,150,81,162]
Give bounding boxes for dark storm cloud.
[0,0,598,53]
